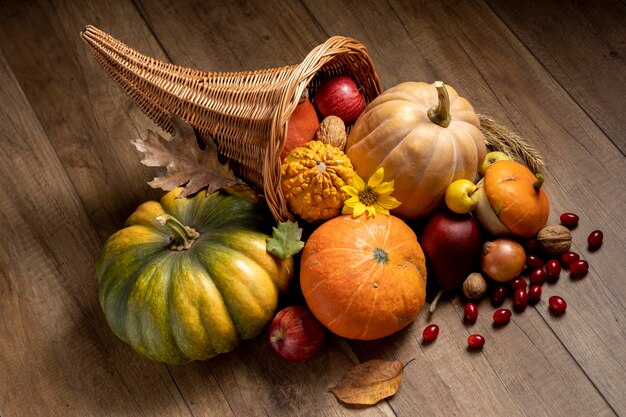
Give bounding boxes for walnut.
[463,272,487,300]
[316,116,347,151]
[537,225,572,255]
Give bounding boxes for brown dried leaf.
[330,359,404,405]
[131,114,237,198]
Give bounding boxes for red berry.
[560,212,579,228]
[464,303,478,324]
[528,285,542,303]
[545,260,561,280]
[422,324,439,343]
[570,260,589,276]
[511,277,528,290]
[493,308,512,325]
[587,230,603,249]
[467,334,485,349]
[549,295,567,314]
[526,254,544,270]
[525,239,539,253]
[491,284,507,307]
[561,251,580,268]
[529,268,546,285]
[513,288,529,311]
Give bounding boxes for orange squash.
[300,214,427,340]
[281,91,320,160]
[346,81,486,220]
[475,159,549,238]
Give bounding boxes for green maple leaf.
[266,221,305,260]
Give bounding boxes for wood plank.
[304,0,625,415]
[0,46,194,417]
[484,0,626,154]
[0,1,395,416]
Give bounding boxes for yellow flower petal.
[366,206,377,217]
[368,167,385,188]
[351,173,366,191]
[342,204,354,215]
[341,185,359,198]
[353,202,367,217]
[343,196,359,208]
[374,180,394,196]
[372,204,390,215]
[377,195,402,209]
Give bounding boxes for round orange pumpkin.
[300,214,427,340]
[346,81,486,220]
[281,91,320,160]
[474,159,549,238]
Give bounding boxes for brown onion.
[481,238,526,282]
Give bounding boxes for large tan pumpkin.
[346,81,486,220]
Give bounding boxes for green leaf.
[266,221,305,260]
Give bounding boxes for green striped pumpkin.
[96,185,293,364]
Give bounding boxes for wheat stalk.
[478,114,545,173]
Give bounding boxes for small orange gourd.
[281,91,320,160]
[300,214,427,340]
[477,159,549,238]
[281,141,355,223]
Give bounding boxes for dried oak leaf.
[330,359,404,405]
[131,114,237,198]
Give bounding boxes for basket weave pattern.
[81,26,382,221]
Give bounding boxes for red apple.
[268,305,325,362]
[420,210,482,293]
[313,75,365,124]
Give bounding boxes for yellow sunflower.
[341,167,401,217]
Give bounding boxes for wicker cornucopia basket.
[80,25,381,221]
[81,26,543,222]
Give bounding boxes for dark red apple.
[268,305,325,362]
[420,210,482,293]
[313,75,365,124]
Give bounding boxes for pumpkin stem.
[428,289,444,314]
[427,81,451,128]
[533,173,545,191]
[154,214,200,251]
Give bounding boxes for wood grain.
[0,0,624,416]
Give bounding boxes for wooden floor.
[1,1,625,416]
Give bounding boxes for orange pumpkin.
[346,81,486,220]
[475,159,549,238]
[300,214,427,340]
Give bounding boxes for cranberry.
[467,334,485,349]
[549,295,567,314]
[570,260,589,276]
[464,303,478,324]
[587,230,603,249]
[545,260,561,280]
[491,284,507,307]
[529,268,546,285]
[561,251,580,268]
[513,288,529,311]
[526,254,544,270]
[493,308,512,326]
[511,277,528,290]
[528,285,542,303]
[560,212,579,228]
[422,324,440,343]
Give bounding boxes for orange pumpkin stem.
[155,214,200,251]
[427,81,451,128]
[533,172,545,192]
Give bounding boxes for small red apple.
[313,75,365,124]
[268,305,325,362]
